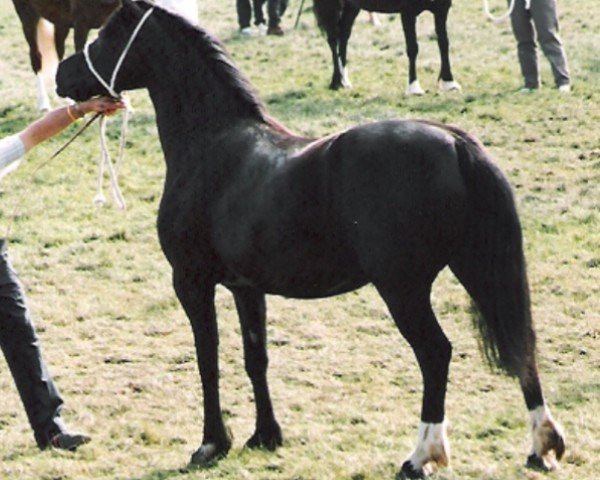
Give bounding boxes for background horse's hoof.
[438,80,462,92]
[189,442,230,467]
[406,80,425,96]
[396,460,426,479]
[246,422,283,451]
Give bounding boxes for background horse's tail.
[447,126,537,377]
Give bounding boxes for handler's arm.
[19,98,124,152]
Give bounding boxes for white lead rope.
[483,0,531,23]
[94,105,130,210]
[83,6,155,209]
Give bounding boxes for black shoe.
[47,432,91,451]
[267,25,284,36]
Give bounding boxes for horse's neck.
[148,26,260,140]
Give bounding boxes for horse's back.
[212,120,468,296]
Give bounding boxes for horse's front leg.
[400,13,424,96]
[433,8,461,92]
[231,287,282,450]
[173,274,231,465]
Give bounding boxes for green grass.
[0,0,598,479]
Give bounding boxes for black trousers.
[237,0,266,28]
[0,239,65,448]
[237,0,288,28]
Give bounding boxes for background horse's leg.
[376,282,451,479]
[232,287,282,450]
[400,13,424,95]
[73,24,90,53]
[173,276,232,465]
[433,6,461,92]
[12,1,48,110]
[336,3,360,89]
[53,22,70,60]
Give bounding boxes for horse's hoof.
[246,422,283,451]
[526,453,552,471]
[406,80,425,96]
[438,80,462,92]
[189,442,230,467]
[396,460,426,479]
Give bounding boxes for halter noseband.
[84,6,155,98]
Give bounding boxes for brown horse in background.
[11,0,119,110]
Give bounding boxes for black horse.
[313,0,461,94]
[11,0,119,110]
[56,1,564,478]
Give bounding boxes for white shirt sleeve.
[0,134,25,181]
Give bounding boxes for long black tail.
[446,126,537,377]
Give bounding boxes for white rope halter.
[483,0,531,23]
[83,6,155,98]
[83,6,155,209]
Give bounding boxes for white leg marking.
[406,80,425,96]
[36,73,51,112]
[438,79,462,92]
[407,420,450,474]
[529,405,565,469]
[341,67,352,88]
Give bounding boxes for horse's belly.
[221,252,368,299]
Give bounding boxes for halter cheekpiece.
[83,6,155,98]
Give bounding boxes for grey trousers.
[510,0,570,88]
[0,239,65,448]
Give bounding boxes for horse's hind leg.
[231,287,282,450]
[433,7,461,92]
[337,4,360,88]
[449,248,565,470]
[173,276,232,465]
[375,282,451,479]
[400,13,424,96]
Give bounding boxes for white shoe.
[558,84,571,93]
[519,87,538,94]
[257,23,267,35]
[239,26,255,36]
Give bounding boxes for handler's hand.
[79,96,126,117]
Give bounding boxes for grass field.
[0,0,598,479]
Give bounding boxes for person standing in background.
[509,0,571,92]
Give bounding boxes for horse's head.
[57,0,154,100]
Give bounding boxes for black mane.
[140,0,269,123]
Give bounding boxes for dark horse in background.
[11,0,119,110]
[57,1,564,478]
[313,0,461,95]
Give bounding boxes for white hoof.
[438,80,462,92]
[406,80,425,96]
